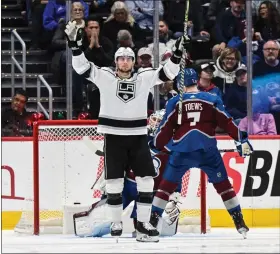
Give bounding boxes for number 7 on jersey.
[187,112,201,126]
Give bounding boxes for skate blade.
[238,228,248,239]
[111,230,122,243]
[114,236,120,243]
[136,232,159,243]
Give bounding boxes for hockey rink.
[2,228,280,253]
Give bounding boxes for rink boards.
[1,136,280,230]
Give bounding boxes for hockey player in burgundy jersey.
[150,68,253,238]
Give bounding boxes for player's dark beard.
[118,68,132,78]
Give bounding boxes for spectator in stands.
[213,47,243,97]
[116,30,142,57]
[207,0,230,22]
[224,66,247,124]
[29,0,89,50]
[253,40,280,132]
[29,0,49,49]
[252,0,280,18]
[43,0,88,32]
[136,47,153,71]
[196,62,222,97]
[163,0,209,37]
[125,0,163,34]
[148,81,178,112]
[102,1,139,48]
[1,89,32,137]
[19,0,32,23]
[51,1,86,87]
[81,16,114,66]
[89,0,116,18]
[254,1,280,41]
[227,28,265,64]
[238,102,277,135]
[50,1,88,117]
[147,20,176,65]
[213,0,246,60]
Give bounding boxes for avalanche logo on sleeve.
[152,156,161,178]
[116,81,136,103]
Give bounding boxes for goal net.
[14,120,210,235]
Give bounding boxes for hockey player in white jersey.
[65,20,190,242]
[73,111,181,238]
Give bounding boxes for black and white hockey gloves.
[64,20,84,51]
[172,35,191,61]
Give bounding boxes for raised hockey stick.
[82,136,104,156]
[177,0,190,125]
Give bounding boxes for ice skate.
[231,211,249,239]
[110,222,122,242]
[136,221,159,242]
[150,211,160,228]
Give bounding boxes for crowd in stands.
[2,0,280,136]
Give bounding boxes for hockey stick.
[73,198,107,236]
[73,199,135,236]
[82,136,104,156]
[177,0,190,125]
[219,149,237,152]
[82,136,105,189]
[90,170,104,190]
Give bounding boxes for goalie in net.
[73,110,182,238]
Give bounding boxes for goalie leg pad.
[106,178,124,223]
[213,178,241,214]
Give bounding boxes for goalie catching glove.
[64,20,84,51]
[235,131,253,158]
[163,192,181,226]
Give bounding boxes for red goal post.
[15,120,209,235]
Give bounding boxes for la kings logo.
[116,81,136,103]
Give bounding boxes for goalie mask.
[148,109,166,136]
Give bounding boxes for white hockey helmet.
[148,109,166,136]
[114,47,135,62]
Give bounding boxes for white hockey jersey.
[72,53,180,135]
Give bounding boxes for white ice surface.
[2,228,280,253]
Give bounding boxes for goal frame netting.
[29,120,208,235]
